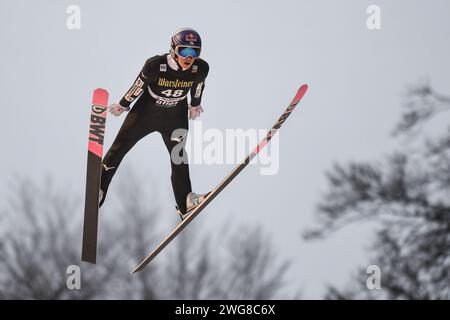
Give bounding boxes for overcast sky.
[1,0,449,298]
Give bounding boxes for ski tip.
[130,267,140,275]
[290,84,308,105]
[92,88,109,106]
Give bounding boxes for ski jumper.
[100,54,209,213]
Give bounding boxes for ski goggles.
[175,46,201,58]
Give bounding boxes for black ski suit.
[100,54,209,213]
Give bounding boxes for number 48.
[161,89,183,97]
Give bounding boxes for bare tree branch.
[393,82,450,136]
[306,83,450,299]
[0,170,294,299]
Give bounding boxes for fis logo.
[160,64,167,72]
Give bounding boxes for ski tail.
[81,88,109,264]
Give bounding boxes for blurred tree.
[0,169,293,299]
[304,83,450,299]
[0,176,120,299]
[160,224,291,299]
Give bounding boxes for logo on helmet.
[186,33,198,45]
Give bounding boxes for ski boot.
[176,192,207,221]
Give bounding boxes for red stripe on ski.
[253,84,308,155]
[290,84,308,106]
[92,88,109,106]
[254,136,270,154]
[88,141,103,158]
